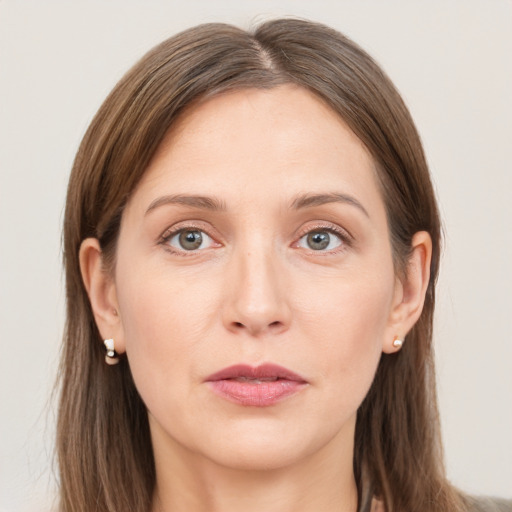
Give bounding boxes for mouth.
[205,364,308,407]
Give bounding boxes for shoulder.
[366,496,512,512]
[465,496,512,512]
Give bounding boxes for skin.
[80,85,431,512]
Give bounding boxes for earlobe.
[79,238,125,354]
[383,231,432,354]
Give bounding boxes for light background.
[0,1,511,510]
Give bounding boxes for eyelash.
[158,222,353,256]
[294,223,353,255]
[159,222,218,256]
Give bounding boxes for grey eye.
[179,230,203,250]
[298,230,342,251]
[167,229,214,251]
[307,231,329,250]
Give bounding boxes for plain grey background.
[0,1,511,510]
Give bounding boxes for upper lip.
[205,364,307,383]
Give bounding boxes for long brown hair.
[58,18,464,512]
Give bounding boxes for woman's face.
[113,85,403,470]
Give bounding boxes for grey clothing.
[467,496,512,512]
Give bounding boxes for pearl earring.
[392,336,403,349]
[104,338,120,365]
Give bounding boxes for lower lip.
[207,379,306,407]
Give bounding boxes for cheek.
[295,264,394,401]
[114,261,220,405]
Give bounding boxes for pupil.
[179,230,202,250]
[307,231,330,250]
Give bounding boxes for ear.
[79,238,125,354]
[383,231,432,354]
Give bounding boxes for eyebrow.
[144,191,369,218]
[290,192,369,218]
[145,194,227,215]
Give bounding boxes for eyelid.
[158,221,222,254]
[292,221,354,253]
[295,221,353,243]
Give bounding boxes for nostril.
[231,320,282,331]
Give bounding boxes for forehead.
[156,84,370,166]
[128,85,384,218]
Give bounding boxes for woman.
[57,18,510,512]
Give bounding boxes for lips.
[205,364,308,407]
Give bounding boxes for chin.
[195,418,341,472]
[205,439,309,471]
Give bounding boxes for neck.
[150,420,358,512]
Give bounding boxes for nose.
[222,245,291,337]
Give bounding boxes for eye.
[297,229,343,251]
[166,229,215,251]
